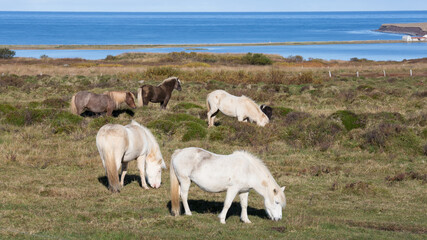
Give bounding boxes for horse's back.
[96,124,129,153]
[172,147,250,192]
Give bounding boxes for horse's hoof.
[220,219,226,224]
[185,212,192,216]
[241,219,252,224]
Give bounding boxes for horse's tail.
[70,94,78,115]
[137,87,143,107]
[206,95,211,113]
[170,152,181,216]
[102,147,121,193]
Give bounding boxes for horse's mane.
[158,76,178,86]
[233,150,273,178]
[240,95,267,117]
[130,120,162,158]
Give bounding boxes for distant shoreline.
[377,22,427,36]
[0,40,408,50]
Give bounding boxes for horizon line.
[1,10,427,13]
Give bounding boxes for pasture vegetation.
[0,52,426,239]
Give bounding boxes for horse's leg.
[180,177,192,216]
[239,192,251,223]
[143,98,149,106]
[218,187,239,224]
[137,156,149,189]
[207,107,219,127]
[120,162,128,187]
[161,95,171,109]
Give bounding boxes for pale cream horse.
[206,90,269,127]
[96,120,166,193]
[103,91,137,109]
[170,147,286,224]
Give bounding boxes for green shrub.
[0,48,15,59]
[242,53,272,65]
[330,110,365,131]
[182,122,207,142]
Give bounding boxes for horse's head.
[260,104,273,120]
[145,148,167,189]
[125,92,137,109]
[257,112,270,127]
[264,185,286,221]
[175,78,182,91]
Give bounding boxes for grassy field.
[0,53,426,239]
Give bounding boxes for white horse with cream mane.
[170,147,286,224]
[96,120,166,193]
[206,90,269,127]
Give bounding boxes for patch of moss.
[182,122,207,142]
[209,125,235,141]
[331,110,366,131]
[165,113,206,127]
[28,101,42,108]
[147,120,176,134]
[3,108,52,126]
[274,107,293,117]
[89,117,114,130]
[0,103,16,114]
[43,98,69,109]
[173,102,203,110]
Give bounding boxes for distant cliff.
[377,23,427,36]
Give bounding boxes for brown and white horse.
[96,120,166,193]
[70,91,116,116]
[103,91,137,110]
[137,77,182,109]
[206,90,270,127]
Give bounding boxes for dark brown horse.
[260,104,273,120]
[137,77,182,109]
[71,91,136,116]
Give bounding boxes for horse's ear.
[281,186,286,192]
[161,159,167,169]
[260,104,265,110]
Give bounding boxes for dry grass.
[0,54,426,239]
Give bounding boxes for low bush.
[242,53,272,65]
[330,110,365,131]
[0,48,15,59]
[281,117,342,150]
[182,122,207,142]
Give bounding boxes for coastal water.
[2,11,427,60]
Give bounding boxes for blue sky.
[1,0,427,12]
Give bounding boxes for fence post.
[410,69,413,77]
[357,71,359,78]
[329,70,332,78]
[383,70,386,77]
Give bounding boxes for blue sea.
[1,11,427,60]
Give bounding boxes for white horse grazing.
[96,120,166,193]
[170,147,286,224]
[206,90,269,127]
